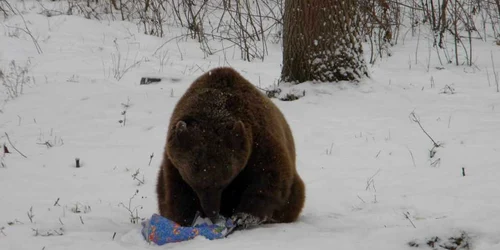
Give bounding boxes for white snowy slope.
[1,2,500,250]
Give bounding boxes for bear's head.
[166,119,252,222]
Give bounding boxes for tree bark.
[281,0,368,83]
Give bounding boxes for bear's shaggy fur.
[156,67,305,227]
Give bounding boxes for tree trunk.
[281,0,368,83]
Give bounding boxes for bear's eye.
[195,150,204,159]
[190,159,200,168]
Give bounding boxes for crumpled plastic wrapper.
[141,213,236,245]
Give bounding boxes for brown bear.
[156,67,305,230]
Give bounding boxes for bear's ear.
[175,120,187,132]
[230,120,247,150]
[173,120,191,146]
[231,120,245,137]
[174,120,189,139]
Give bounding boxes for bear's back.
[171,68,277,126]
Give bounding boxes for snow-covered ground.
[1,1,500,250]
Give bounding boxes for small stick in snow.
[148,153,154,166]
[132,169,145,186]
[7,219,23,226]
[403,212,416,228]
[406,146,417,167]
[27,206,34,223]
[119,98,131,126]
[0,227,6,236]
[36,141,52,148]
[79,216,84,225]
[365,169,381,191]
[59,218,64,225]
[4,133,27,158]
[409,112,440,148]
[120,111,127,126]
[118,189,142,224]
[486,68,491,87]
[409,111,442,163]
[75,158,81,168]
[54,198,60,206]
[462,167,466,177]
[490,51,499,93]
[357,195,366,203]
[112,232,117,240]
[430,158,441,168]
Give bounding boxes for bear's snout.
[197,190,222,223]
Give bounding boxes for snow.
[1,1,500,250]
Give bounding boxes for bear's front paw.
[231,212,266,229]
[224,212,267,237]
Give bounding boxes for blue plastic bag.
[141,213,236,245]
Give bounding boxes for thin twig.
[3,3,43,54]
[357,195,366,203]
[409,111,440,148]
[403,211,417,228]
[406,146,417,167]
[4,132,27,158]
[27,206,34,223]
[491,51,499,93]
[133,175,144,185]
[365,169,381,191]
[148,153,154,166]
[54,198,60,206]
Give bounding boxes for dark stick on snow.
[357,195,366,203]
[122,111,127,126]
[140,77,162,85]
[133,175,145,185]
[112,232,117,240]
[148,153,154,166]
[409,112,440,148]
[75,158,81,168]
[79,216,84,225]
[54,198,60,206]
[27,206,34,223]
[4,132,28,158]
[403,212,417,228]
[462,167,466,177]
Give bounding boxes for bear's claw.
[232,212,265,228]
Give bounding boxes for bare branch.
[4,132,27,158]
